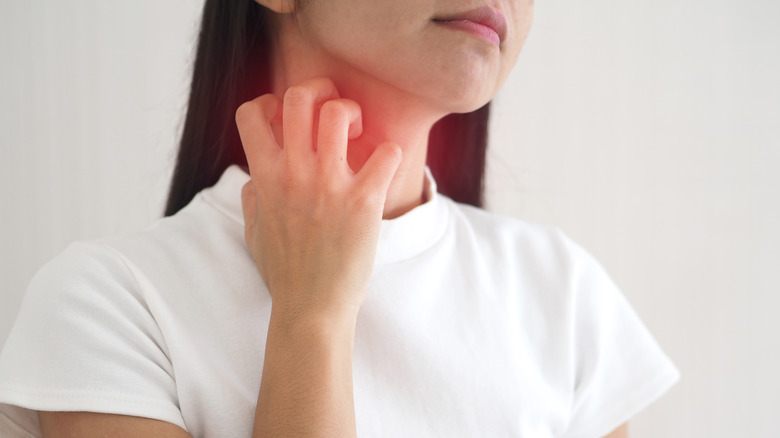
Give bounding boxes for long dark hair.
[164,0,490,217]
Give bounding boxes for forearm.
[252,307,358,438]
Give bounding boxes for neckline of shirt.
[200,164,450,265]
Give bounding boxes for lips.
[434,6,508,44]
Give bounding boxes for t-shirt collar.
[202,164,449,265]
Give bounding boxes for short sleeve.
[556,231,681,438]
[0,241,187,435]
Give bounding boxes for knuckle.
[319,100,347,123]
[305,77,336,95]
[313,76,336,89]
[284,85,313,107]
[235,101,257,125]
[236,94,277,126]
[384,143,402,161]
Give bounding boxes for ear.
[253,0,295,14]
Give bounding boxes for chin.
[433,84,496,114]
[424,68,503,114]
[454,96,494,113]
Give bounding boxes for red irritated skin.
[257,0,535,221]
[433,6,508,46]
[241,0,536,299]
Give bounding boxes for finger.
[317,98,362,173]
[356,141,403,200]
[282,77,339,163]
[236,94,283,178]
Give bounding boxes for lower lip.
[436,19,500,46]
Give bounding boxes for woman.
[0,0,680,437]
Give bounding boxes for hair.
[164,0,491,217]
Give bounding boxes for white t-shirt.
[0,165,680,438]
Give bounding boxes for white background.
[2,1,779,436]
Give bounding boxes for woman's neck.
[268,19,447,219]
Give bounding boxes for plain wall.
[1,1,778,437]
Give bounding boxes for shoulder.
[25,239,138,306]
[1,236,188,433]
[441,200,681,438]
[105,187,244,258]
[86,183,248,279]
[20,182,248,316]
[444,198,595,275]
[440,197,627,321]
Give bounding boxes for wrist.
[268,303,359,340]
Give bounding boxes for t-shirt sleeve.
[0,241,187,435]
[555,230,681,438]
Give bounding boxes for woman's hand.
[236,77,402,322]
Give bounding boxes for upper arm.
[38,411,192,438]
[602,422,629,438]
